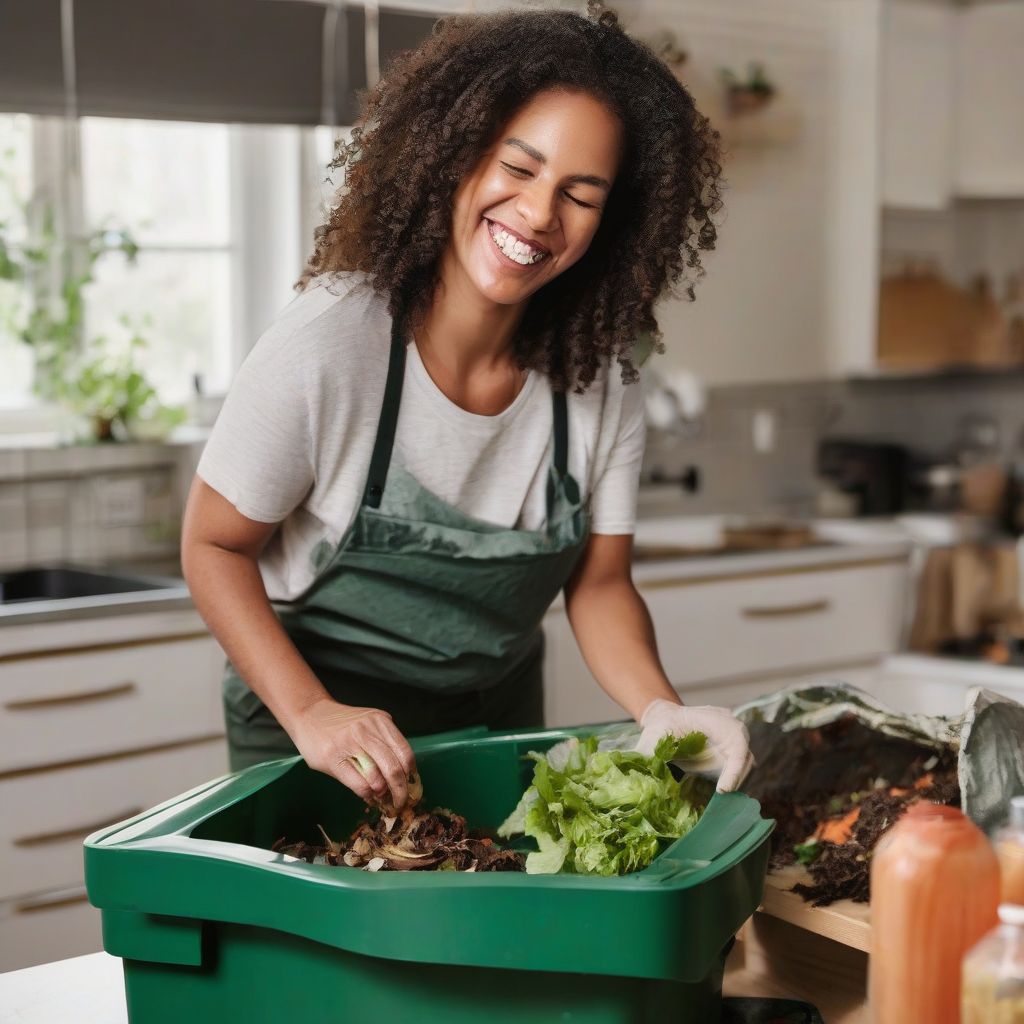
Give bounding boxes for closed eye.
[499,162,599,210]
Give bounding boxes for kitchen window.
[0,113,35,407]
[81,117,235,404]
[0,114,335,428]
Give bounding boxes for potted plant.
[0,154,182,441]
[65,317,186,442]
[718,62,777,117]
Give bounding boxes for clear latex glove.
[635,699,754,793]
[290,697,418,810]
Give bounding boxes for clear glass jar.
[963,904,1024,1024]
[998,797,1024,907]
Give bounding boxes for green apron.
[223,318,591,770]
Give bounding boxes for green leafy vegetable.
[497,732,714,876]
[794,840,823,866]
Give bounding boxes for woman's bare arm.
[180,477,415,806]
[562,533,680,720]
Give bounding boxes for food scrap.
[271,773,525,873]
[745,716,960,905]
[498,732,714,876]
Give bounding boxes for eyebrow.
[503,137,612,191]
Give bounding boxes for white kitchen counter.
[1,952,126,1024]
[545,519,911,611]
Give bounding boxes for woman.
[181,3,752,810]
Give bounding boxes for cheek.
[561,217,601,263]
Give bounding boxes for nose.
[515,179,558,236]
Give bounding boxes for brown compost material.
[271,774,525,873]
[745,715,960,906]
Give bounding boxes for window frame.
[0,115,318,435]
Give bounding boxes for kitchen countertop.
[2,952,127,1023]
[629,539,910,587]
[0,585,195,626]
[0,517,913,626]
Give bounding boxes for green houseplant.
[0,150,183,441]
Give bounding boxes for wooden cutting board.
[878,270,1012,370]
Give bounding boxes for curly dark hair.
[302,2,723,393]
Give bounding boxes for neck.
[419,249,527,378]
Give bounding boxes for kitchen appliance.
[817,438,910,516]
[85,724,772,1024]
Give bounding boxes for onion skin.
[869,803,1000,1024]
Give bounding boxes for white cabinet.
[544,554,908,728]
[954,2,1024,197]
[0,608,229,971]
[880,2,955,209]
[881,1,1024,202]
[0,633,225,771]
[624,0,883,385]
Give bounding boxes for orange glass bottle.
[869,802,1000,1024]
[997,796,1024,907]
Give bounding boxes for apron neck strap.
[363,318,407,509]
[552,388,569,478]
[364,318,571,510]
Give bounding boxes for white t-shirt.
[197,271,647,601]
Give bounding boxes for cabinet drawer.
[0,634,226,771]
[0,886,103,972]
[0,737,227,902]
[643,562,906,690]
[543,560,908,728]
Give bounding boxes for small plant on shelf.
[718,62,777,117]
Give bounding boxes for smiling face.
[445,87,624,310]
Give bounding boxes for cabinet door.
[543,614,624,729]
[880,2,954,209]
[955,2,1024,197]
[0,633,226,772]
[0,737,228,902]
[0,887,103,972]
[543,560,907,727]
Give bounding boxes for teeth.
[487,221,545,266]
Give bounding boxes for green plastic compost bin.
[85,724,773,1024]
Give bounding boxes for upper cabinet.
[880,3,955,210]
[954,2,1024,198]
[882,0,1024,207]
[634,0,883,385]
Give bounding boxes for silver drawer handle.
[742,599,831,619]
[5,681,137,711]
[13,807,145,848]
[14,889,90,915]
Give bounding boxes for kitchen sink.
[0,566,181,605]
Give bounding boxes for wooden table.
[724,866,870,1023]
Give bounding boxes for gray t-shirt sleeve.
[197,317,316,524]
[587,372,647,535]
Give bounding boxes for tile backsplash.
[2,369,1023,573]
[0,437,203,573]
[639,370,1024,520]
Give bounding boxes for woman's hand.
[636,698,754,793]
[290,697,418,809]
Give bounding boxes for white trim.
[231,124,305,364]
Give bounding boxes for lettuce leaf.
[497,731,714,876]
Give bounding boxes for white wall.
[621,0,881,385]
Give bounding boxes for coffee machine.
[817,438,910,516]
